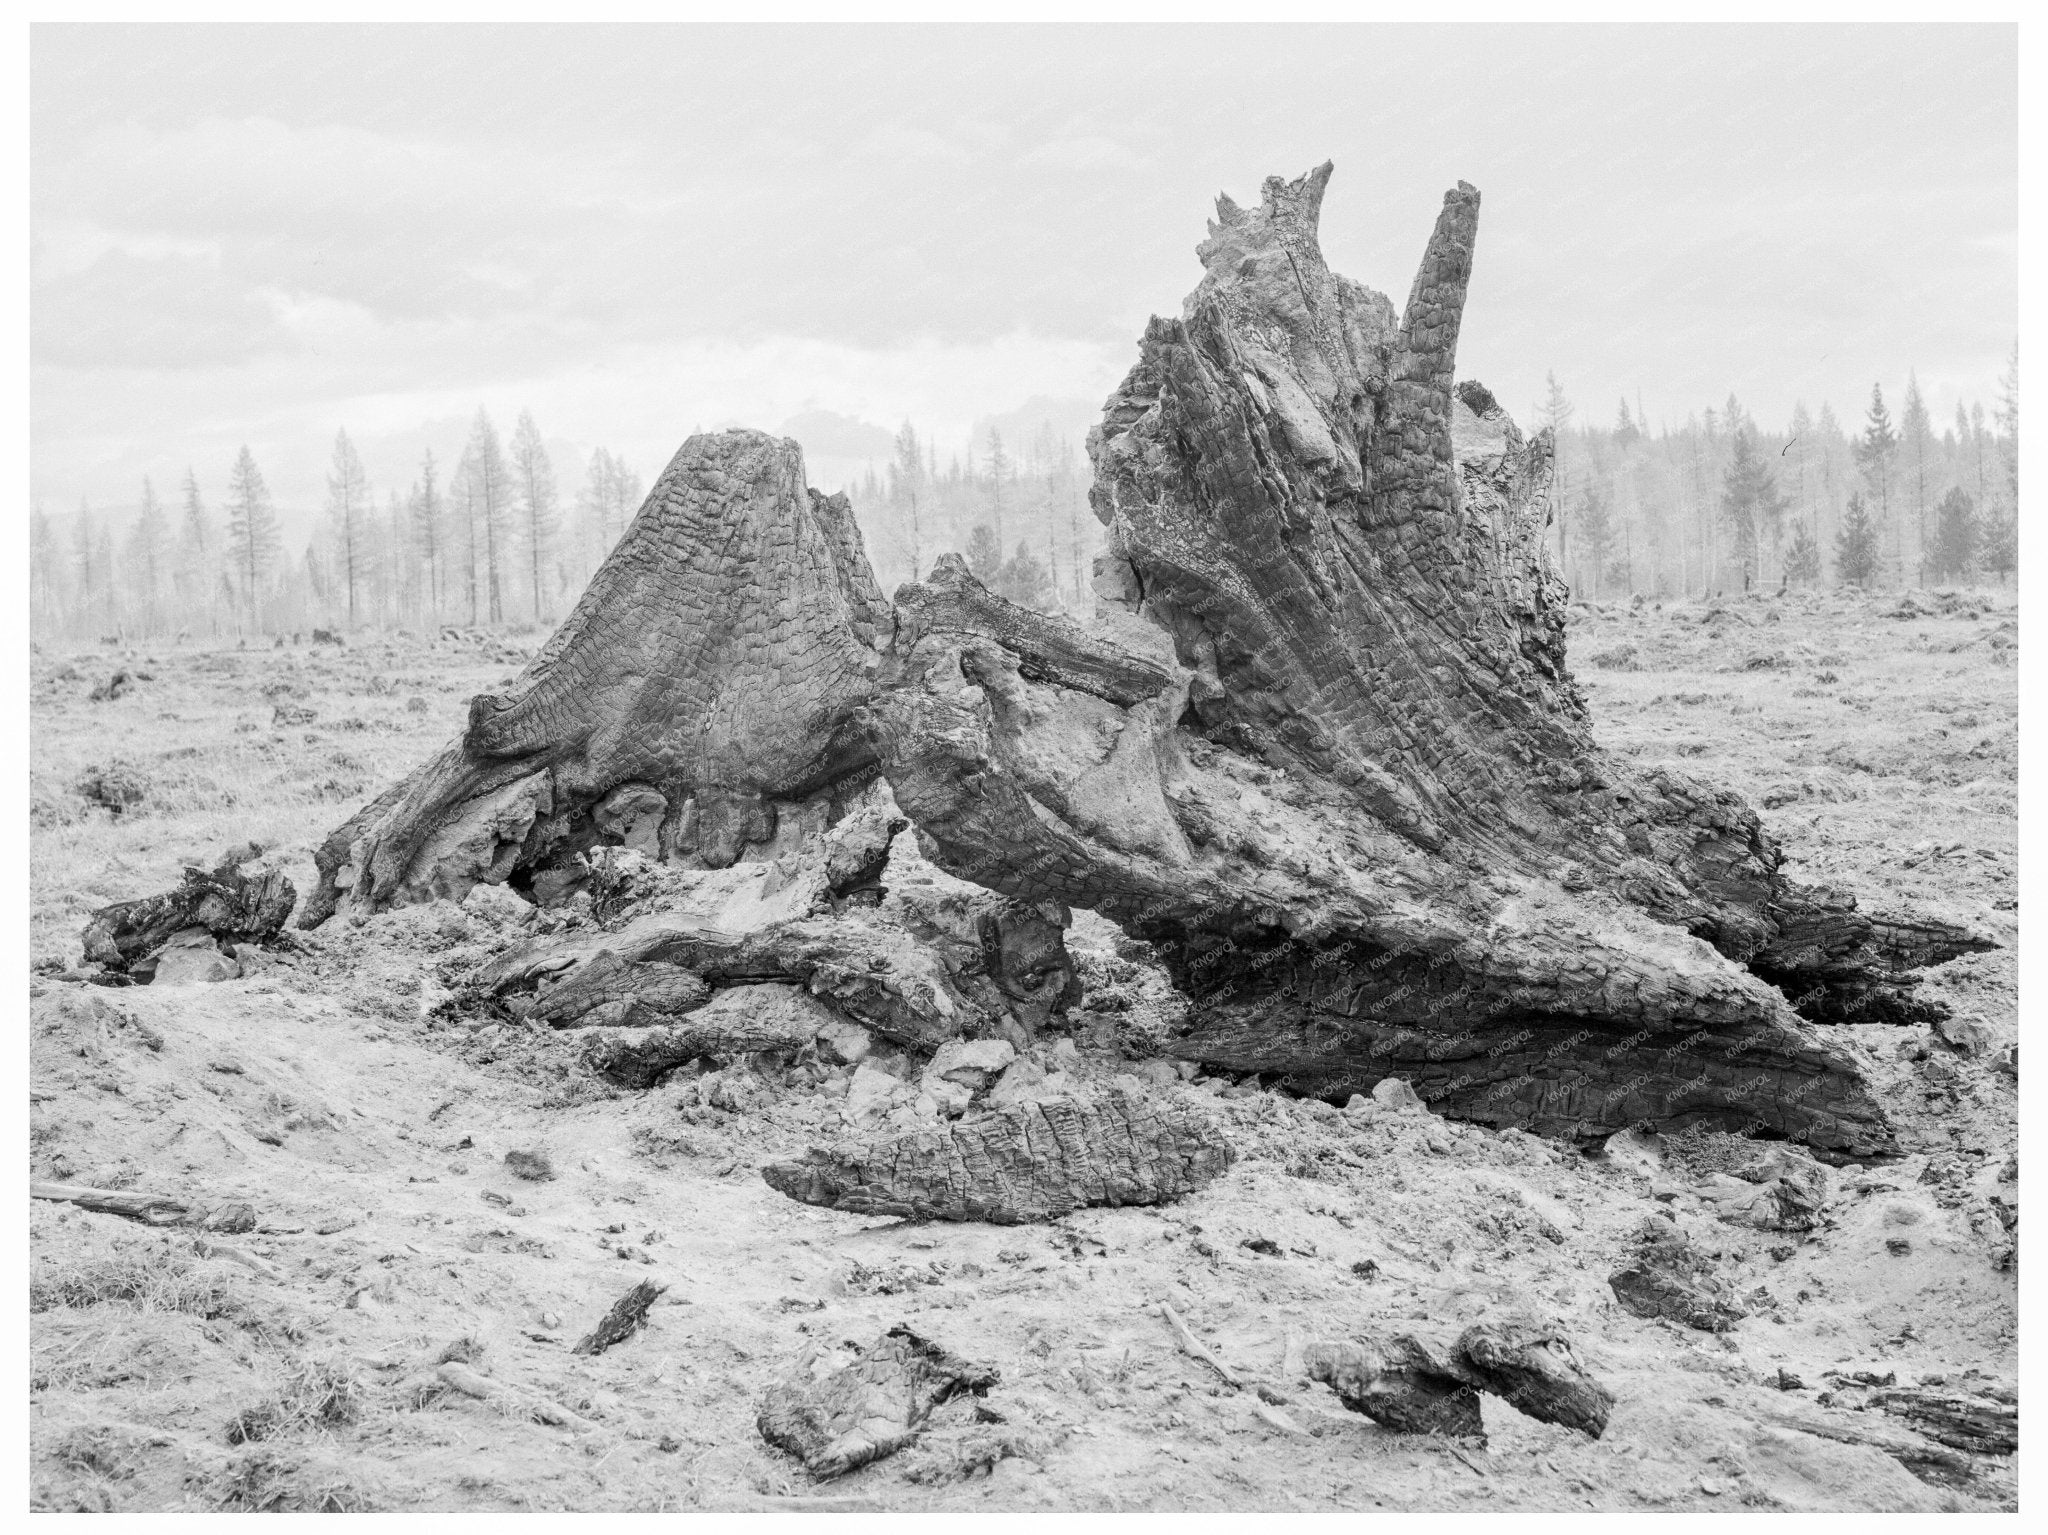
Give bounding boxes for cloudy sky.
[31,24,2016,525]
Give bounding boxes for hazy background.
[32,23,2017,532]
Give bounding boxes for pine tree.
[1614,396,1640,448]
[1835,490,1880,588]
[996,538,1051,610]
[1783,521,1822,586]
[225,446,281,629]
[986,429,1011,553]
[1980,505,2017,585]
[892,423,925,582]
[1576,481,1614,597]
[72,499,99,629]
[31,503,64,630]
[965,522,1002,579]
[509,410,560,621]
[1928,487,1977,583]
[325,428,373,625]
[127,476,171,632]
[1899,372,1934,584]
[1852,384,1898,583]
[1719,426,1771,589]
[412,449,447,624]
[1539,373,1575,568]
[1996,341,2018,508]
[177,468,216,634]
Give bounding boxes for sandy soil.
[26,588,2018,1512]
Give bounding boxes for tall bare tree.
[509,409,560,621]
[325,428,373,625]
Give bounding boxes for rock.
[1370,1078,1425,1114]
[815,1017,874,1067]
[757,1326,998,1478]
[1343,1094,1378,1120]
[920,1076,975,1119]
[926,1037,1017,1091]
[1602,1126,1665,1177]
[1993,1043,2017,1077]
[1607,1218,1747,1332]
[843,1061,912,1124]
[985,1056,1050,1108]
[1933,1014,1992,1056]
[463,881,534,929]
[149,927,240,985]
[1128,1058,1183,1090]
[1713,1145,1829,1232]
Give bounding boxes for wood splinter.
[573,1279,668,1356]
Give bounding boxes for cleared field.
[26,588,2017,1512]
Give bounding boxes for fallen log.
[1301,1335,1486,1440]
[80,849,296,976]
[1451,1318,1614,1438]
[572,1279,667,1356]
[757,1326,997,1479]
[1160,1301,1243,1387]
[761,1087,1235,1223]
[434,1361,596,1432]
[33,1181,190,1225]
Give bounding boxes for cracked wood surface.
[760,1087,1236,1223]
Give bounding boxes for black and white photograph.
[22,18,2022,1514]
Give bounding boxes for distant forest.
[29,349,2019,643]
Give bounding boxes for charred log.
[760,1086,1235,1223]
[81,849,296,976]
[757,1326,998,1479]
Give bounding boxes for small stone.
[1128,1058,1182,1090]
[1343,1094,1378,1119]
[1885,1237,1912,1256]
[151,928,239,985]
[1370,1078,1425,1113]
[815,1017,873,1067]
[1934,1014,1992,1056]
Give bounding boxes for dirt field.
[26,586,2018,1512]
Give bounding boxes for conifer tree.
[1852,384,1898,583]
[412,449,447,625]
[965,522,1002,580]
[225,445,281,630]
[1783,521,1822,586]
[1928,487,1977,582]
[1899,372,1934,584]
[1835,489,1880,587]
[177,468,216,633]
[985,429,1011,553]
[510,410,560,621]
[892,423,925,582]
[325,428,373,625]
[127,476,171,632]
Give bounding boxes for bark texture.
[760,1087,1235,1222]
[865,164,1987,1155]
[301,429,889,926]
[1301,1318,1613,1444]
[81,852,296,975]
[757,1326,998,1479]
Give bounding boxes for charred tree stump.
[866,165,1987,1155]
[300,430,891,926]
[761,1087,1235,1222]
[1301,1335,1487,1440]
[304,163,1987,1157]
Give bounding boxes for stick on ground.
[1160,1302,1242,1388]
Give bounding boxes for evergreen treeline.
[29,350,2019,642]
[841,420,1096,614]
[1538,346,2019,601]
[31,409,646,642]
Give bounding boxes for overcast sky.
[31,23,2017,522]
